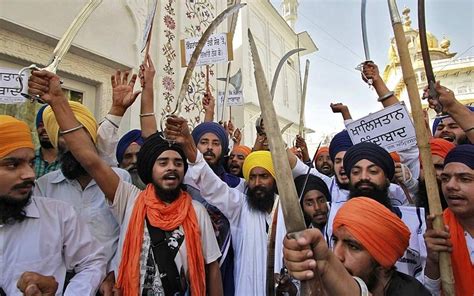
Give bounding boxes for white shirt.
[97,114,122,167]
[33,167,130,271]
[186,151,273,296]
[110,179,221,293]
[0,196,106,295]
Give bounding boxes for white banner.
[181,33,232,67]
[345,102,416,152]
[217,89,244,107]
[0,68,27,104]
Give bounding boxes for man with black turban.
[27,70,223,296]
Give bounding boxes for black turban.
[294,174,331,203]
[329,130,353,161]
[137,132,188,185]
[343,142,395,180]
[444,144,474,169]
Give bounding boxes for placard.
[345,102,417,152]
[0,68,27,104]
[180,33,233,67]
[217,89,244,106]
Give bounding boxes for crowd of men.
[0,54,473,296]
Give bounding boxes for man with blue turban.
[34,104,60,178]
[116,129,145,189]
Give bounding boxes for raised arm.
[139,54,157,138]
[362,61,399,107]
[28,70,120,202]
[202,86,216,123]
[330,103,352,121]
[431,81,474,143]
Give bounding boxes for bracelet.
[139,112,155,117]
[59,124,84,135]
[464,126,474,133]
[353,276,369,296]
[103,115,119,128]
[377,91,394,102]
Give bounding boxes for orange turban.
[43,101,98,148]
[429,138,455,159]
[314,146,329,161]
[0,115,34,158]
[333,197,410,269]
[242,150,275,181]
[232,145,252,157]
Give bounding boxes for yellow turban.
[43,101,98,148]
[242,150,275,181]
[333,197,410,269]
[0,115,34,158]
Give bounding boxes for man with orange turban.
[283,197,430,295]
[314,146,334,177]
[0,115,106,295]
[227,145,251,178]
[423,144,474,295]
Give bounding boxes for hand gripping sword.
[248,29,326,296]
[356,0,373,87]
[160,3,246,139]
[18,0,103,102]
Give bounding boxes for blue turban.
[35,105,48,128]
[343,142,395,180]
[191,122,229,156]
[116,129,144,164]
[444,144,474,169]
[329,130,353,161]
[432,106,474,135]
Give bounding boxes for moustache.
[12,181,35,190]
[355,181,376,189]
[203,151,216,158]
[163,171,180,180]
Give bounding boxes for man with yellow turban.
[164,116,296,295]
[33,101,130,293]
[283,197,430,295]
[0,115,106,295]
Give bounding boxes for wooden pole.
[387,1,455,294]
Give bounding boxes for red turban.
[429,138,455,159]
[232,145,251,157]
[333,197,410,269]
[0,115,34,158]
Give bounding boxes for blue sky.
[270,0,473,148]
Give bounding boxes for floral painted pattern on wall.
[161,0,177,114]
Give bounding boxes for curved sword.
[299,59,310,136]
[418,0,443,114]
[357,0,373,86]
[18,0,103,100]
[249,29,325,296]
[271,48,306,99]
[280,122,293,134]
[160,3,246,135]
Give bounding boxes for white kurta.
[186,152,272,295]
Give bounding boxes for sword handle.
[427,80,444,114]
[18,65,46,104]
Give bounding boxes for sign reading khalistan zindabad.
[345,102,416,152]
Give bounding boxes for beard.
[247,184,276,213]
[417,178,446,215]
[154,183,182,203]
[0,185,33,225]
[39,139,54,149]
[129,169,146,190]
[59,149,87,180]
[349,180,392,210]
[335,175,350,190]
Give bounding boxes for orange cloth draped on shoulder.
[0,115,34,158]
[333,197,410,269]
[116,184,205,295]
[443,208,474,295]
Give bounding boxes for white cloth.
[97,114,122,167]
[33,167,130,271]
[186,151,273,295]
[110,179,221,292]
[0,196,107,295]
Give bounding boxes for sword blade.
[280,122,293,134]
[174,3,246,115]
[361,0,370,61]
[299,59,310,136]
[46,0,103,73]
[271,48,306,100]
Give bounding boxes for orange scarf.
[116,184,206,295]
[443,209,474,295]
